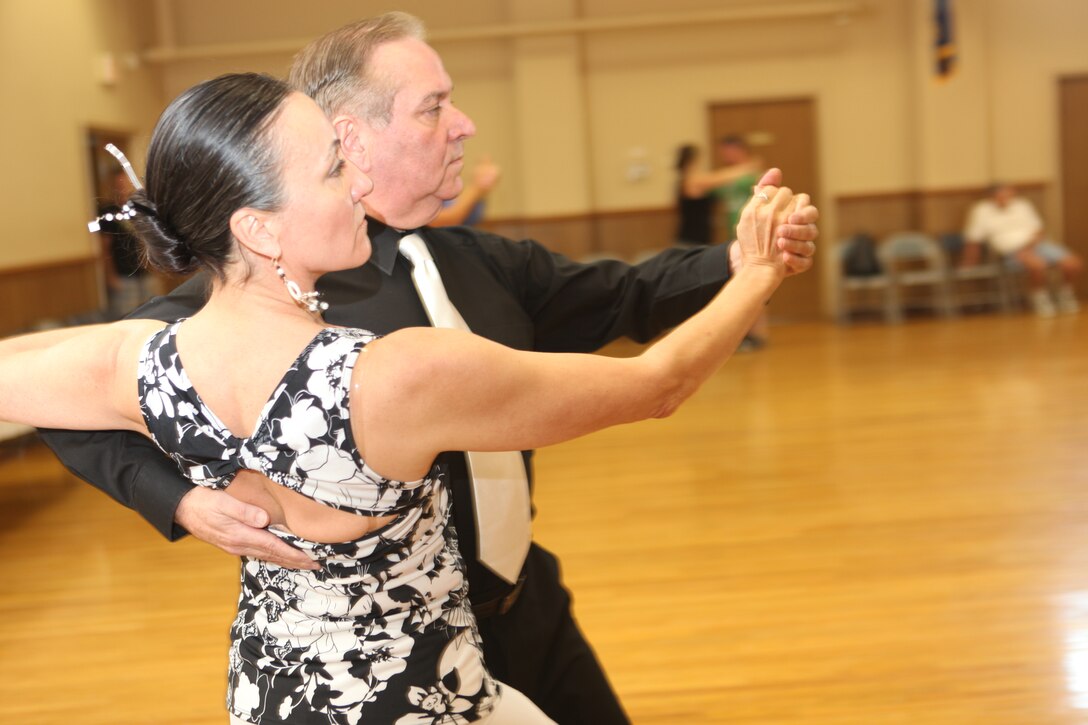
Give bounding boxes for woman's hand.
[735,175,795,277]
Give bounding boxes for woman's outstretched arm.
[682,158,762,197]
[354,184,795,481]
[0,320,160,433]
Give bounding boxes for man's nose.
[350,164,374,201]
[449,105,477,140]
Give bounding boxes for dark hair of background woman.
[675,144,698,172]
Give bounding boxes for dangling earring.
[273,257,329,314]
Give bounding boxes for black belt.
[472,575,526,619]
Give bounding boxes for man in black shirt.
[40,12,818,724]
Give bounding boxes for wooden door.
[1060,77,1088,299]
[708,98,820,322]
[86,127,134,201]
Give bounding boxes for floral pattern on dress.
[137,323,497,724]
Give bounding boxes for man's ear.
[333,114,371,172]
[230,207,280,261]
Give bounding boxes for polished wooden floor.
[1,312,1086,724]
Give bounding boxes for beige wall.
[0,0,163,268]
[4,0,1087,303]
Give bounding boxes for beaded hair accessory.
[87,203,137,233]
[87,144,145,233]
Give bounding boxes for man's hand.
[730,168,818,275]
[175,486,318,570]
[777,192,818,275]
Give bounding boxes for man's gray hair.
[289,12,426,126]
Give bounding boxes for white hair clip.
[88,144,144,233]
[105,143,144,191]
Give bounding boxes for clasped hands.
[728,168,819,276]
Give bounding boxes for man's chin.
[441,177,465,200]
[416,197,449,228]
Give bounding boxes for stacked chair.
[838,231,1018,323]
[939,233,1013,313]
[837,234,903,323]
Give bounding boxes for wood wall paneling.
[837,183,1048,241]
[0,257,102,337]
[482,208,679,261]
[836,191,919,240]
[591,209,678,259]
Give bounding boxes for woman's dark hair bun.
[129,73,292,280]
[129,189,200,276]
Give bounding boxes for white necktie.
[399,233,531,584]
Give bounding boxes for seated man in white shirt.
[962,182,1082,316]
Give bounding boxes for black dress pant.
[477,544,631,725]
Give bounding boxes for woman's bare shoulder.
[114,317,173,338]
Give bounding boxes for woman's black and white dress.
[138,322,498,724]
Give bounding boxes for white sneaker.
[1056,285,1081,314]
[1032,289,1057,317]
